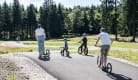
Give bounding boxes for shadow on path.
[86,54,94,57]
[67,55,72,58]
[107,73,132,80]
[38,57,50,61]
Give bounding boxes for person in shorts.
[95,28,113,69]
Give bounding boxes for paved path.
[1,42,138,80]
[20,52,138,80]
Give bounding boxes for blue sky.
[0,0,101,8]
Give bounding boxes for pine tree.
[0,5,2,38]
[128,0,137,42]
[12,0,22,39]
[57,4,64,36]
[118,0,129,36]
[48,4,59,37]
[27,4,37,39]
[1,2,11,39]
[82,11,89,33]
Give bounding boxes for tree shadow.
[107,73,132,80]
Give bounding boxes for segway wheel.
[97,56,101,67]
[84,47,88,55]
[60,50,64,56]
[78,47,82,54]
[66,51,70,57]
[106,63,112,73]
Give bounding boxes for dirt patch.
[0,57,28,80]
[0,53,57,80]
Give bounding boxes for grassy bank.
[23,35,138,49]
[73,50,138,64]
[24,41,138,49]
[0,46,36,54]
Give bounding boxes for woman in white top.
[35,24,46,55]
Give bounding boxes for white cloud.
[0,0,13,5]
[0,0,101,8]
[0,0,44,9]
[19,0,44,8]
[53,0,101,8]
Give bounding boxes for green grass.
[0,46,75,54]
[112,41,138,49]
[23,41,138,49]
[23,41,95,46]
[0,46,36,54]
[109,50,138,63]
[8,76,16,80]
[72,50,138,64]
[0,41,3,44]
[8,71,16,80]
[46,34,138,42]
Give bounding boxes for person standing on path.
[35,24,46,55]
[95,28,113,69]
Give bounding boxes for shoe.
[100,66,104,69]
[102,66,106,71]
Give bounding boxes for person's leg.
[37,36,41,54]
[84,43,87,51]
[41,40,45,54]
[38,36,45,54]
[38,40,44,54]
[101,54,104,68]
[103,54,106,67]
[101,46,104,68]
[103,46,110,67]
[80,44,84,52]
[103,46,107,68]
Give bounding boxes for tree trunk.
[131,23,136,42]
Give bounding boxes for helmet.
[100,28,105,32]
[82,33,87,36]
[64,38,67,40]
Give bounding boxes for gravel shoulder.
[0,53,57,80]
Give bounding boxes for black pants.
[80,43,87,51]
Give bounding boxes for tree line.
[0,0,137,41]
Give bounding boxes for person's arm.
[78,38,82,43]
[95,37,100,46]
[35,33,38,40]
[110,38,113,45]
[43,31,46,39]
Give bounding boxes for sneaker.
[100,66,104,69]
[102,66,107,71]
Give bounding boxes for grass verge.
[0,46,36,54]
[72,50,138,64]
[24,41,138,49]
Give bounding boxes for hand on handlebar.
[78,42,81,43]
[94,44,97,47]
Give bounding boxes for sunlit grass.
[72,50,138,63]
[23,41,138,49]
[8,73,16,80]
[0,41,3,44]
[23,34,138,58]
[112,41,138,49]
[0,46,36,54]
